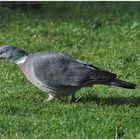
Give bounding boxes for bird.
[0,45,137,102]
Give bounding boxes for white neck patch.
[15,56,28,65]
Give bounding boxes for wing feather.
[33,53,90,87]
[33,52,117,88]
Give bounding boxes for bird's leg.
[44,94,55,102]
[70,95,77,102]
[70,95,81,102]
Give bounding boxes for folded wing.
[33,52,117,87]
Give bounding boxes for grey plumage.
[33,52,116,87]
[0,45,137,102]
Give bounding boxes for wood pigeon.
[0,45,137,101]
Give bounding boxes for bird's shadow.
[36,91,140,106]
[76,94,140,106]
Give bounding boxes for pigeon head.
[0,45,28,63]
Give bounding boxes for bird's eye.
[4,50,8,53]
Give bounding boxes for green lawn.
[0,2,140,138]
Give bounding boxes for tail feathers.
[111,79,137,89]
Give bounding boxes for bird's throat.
[15,56,28,65]
[9,49,28,64]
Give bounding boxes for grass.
[0,1,140,138]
